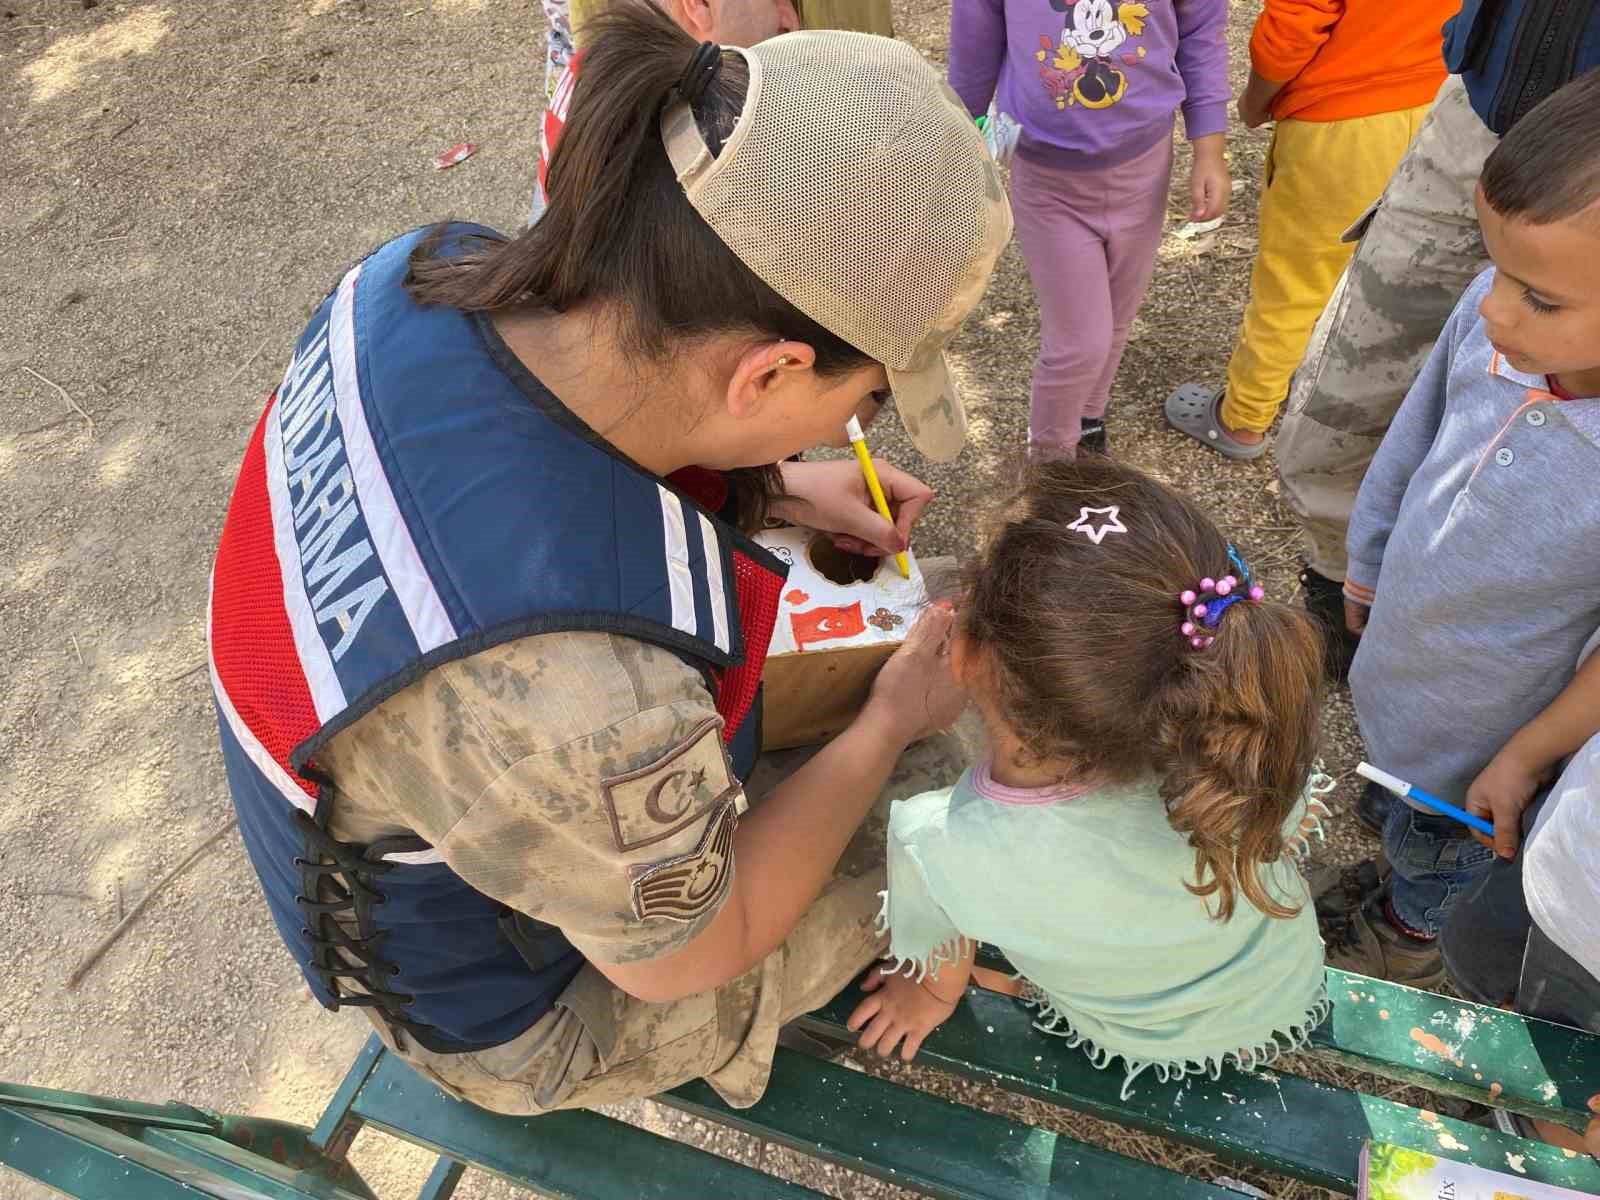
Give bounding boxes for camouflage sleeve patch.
[600,716,740,853]
[628,799,737,923]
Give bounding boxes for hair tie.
[677,41,723,105]
[1175,542,1266,650]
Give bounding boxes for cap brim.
[887,352,967,463]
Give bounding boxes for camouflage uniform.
[318,627,965,1113]
[1277,76,1499,580]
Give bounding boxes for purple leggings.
[1010,135,1174,459]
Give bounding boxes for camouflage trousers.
[371,730,968,1114]
[1277,76,1499,580]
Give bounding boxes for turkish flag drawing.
[790,602,866,650]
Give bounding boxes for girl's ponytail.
[1152,599,1325,921]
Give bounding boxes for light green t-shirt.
[882,763,1330,1096]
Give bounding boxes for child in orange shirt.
[1166,0,1456,459]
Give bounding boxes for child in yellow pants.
[1166,0,1455,460]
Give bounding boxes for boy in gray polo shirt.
[1331,69,1600,986]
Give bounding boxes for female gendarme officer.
[207,0,1009,1113]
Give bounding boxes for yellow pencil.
[845,416,910,579]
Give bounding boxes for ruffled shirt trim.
[1018,978,1332,1100]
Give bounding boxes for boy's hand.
[1237,70,1286,130]
[1188,134,1230,222]
[1465,745,1548,859]
[1236,93,1271,129]
[1343,597,1369,636]
[847,965,960,1062]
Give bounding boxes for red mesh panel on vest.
[715,549,782,742]
[665,466,730,515]
[210,396,320,798]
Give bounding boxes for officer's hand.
[773,459,934,559]
[864,604,964,746]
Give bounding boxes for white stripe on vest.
[697,511,731,654]
[266,343,348,723]
[658,485,698,638]
[328,266,459,657]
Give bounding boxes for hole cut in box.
[806,534,881,585]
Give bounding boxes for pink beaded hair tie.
[1177,545,1265,650]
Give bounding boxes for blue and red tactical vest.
[208,225,786,1054]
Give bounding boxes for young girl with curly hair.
[849,458,1332,1093]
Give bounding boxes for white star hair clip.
[1066,505,1127,545]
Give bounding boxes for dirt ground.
[3,1,1387,1196]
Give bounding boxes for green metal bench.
[5,967,1599,1198]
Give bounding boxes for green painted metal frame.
[415,1155,466,1200]
[0,1104,233,1200]
[0,1102,369,1200]
[1315,968,1600,1129]
[0,1079,215,1133]
[666,1046,1254,1199]
[798,981,1600,1195]
[338,1037,827,1199]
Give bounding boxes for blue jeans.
[1441,797,1600,1032]
[1382,802,1497,938]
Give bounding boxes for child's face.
[1475,186,1600,380]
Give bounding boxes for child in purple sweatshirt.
[950,0,1230,459]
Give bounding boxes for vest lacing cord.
[291,811,426,1037]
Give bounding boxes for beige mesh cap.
[662,31,1012,462]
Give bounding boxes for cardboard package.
[755,525,931,750]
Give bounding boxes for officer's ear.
[668,0,717,41]
[725,340,816,420]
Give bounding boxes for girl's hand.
[847,966,960,1062]
[773,459,934,558]
[1188,134,1230,222]
[1466,745,1549,859]
[864,604,965,746]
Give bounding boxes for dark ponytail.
[404,0,871,530]
[404,0,870,369]
[958,457,1326,922]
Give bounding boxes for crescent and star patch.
[600,717,744,924]
[599,716,741,853]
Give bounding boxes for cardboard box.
[755,525,930,750]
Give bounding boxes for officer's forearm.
[725,705,910,959]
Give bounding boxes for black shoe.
[776,1022,855,1061]
[1078,418,1109,456]
[1356,780,1391,839]
[1310,857,1385,920]
[1299,563,1360,683]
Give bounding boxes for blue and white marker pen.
[1355,762,1495,838]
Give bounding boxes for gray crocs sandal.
[1164,383,1269,461]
